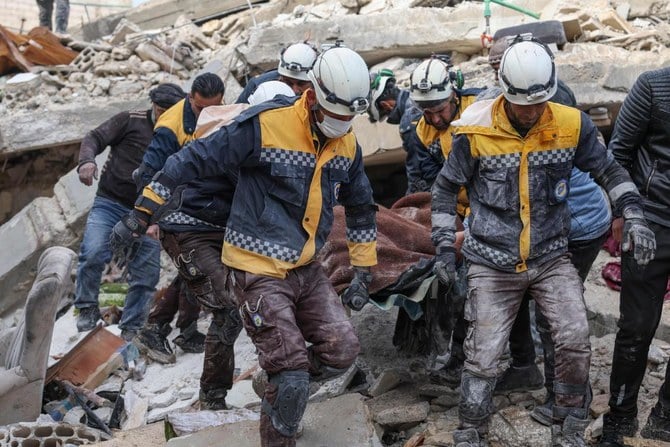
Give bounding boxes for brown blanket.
[319,192,435,294]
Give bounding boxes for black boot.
[76,306,101,332]
[552,412,590,447]
[641,400,670,442]
[599,412,638,447]
[135,323,176,364]
[494,363,544,394]
[531,389,555,426]
[199,388,228,411]
[173,321,206,353]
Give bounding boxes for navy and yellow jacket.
[431,96,640,273]
[137,97,198,188]
[138,93,378,278]
[414,89,481,217]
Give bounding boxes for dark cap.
[149,83,186,109]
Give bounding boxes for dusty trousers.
[161,231,241,395]
[146,275,200,330]
[229,262,360,446]
[460,255,591,427]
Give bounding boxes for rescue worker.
[480,37,612,427]
[367,69,424,195]
[112,44,376,446]
[599,67,670,447]
[115,73,228,409]
[119,81,295,410]
[130,72,225,357]
[431,37,656,446]
[408,57,481,385]
[235,41,318,103]
[410,56,483,194]
[74,83,185,339]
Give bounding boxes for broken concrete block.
[109,18,142,46]
[489,406,551,446]
[598,9,636,34]
[146,393,198,423]
[135,42,186,73]
[122,389,148,430]
[2,422,111,445]
[374,401,429,428]
[368,368,409,397]
[166,408,260,437]
[6,73,42,93]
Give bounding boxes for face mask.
[316,114,352,139]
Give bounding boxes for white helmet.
[409,57,453,103]
[277,42,318,81]
[247,80,295,105]
[499,39,557,105]
[307,45,370,116]
[368,69,395,122]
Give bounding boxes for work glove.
[77,161,98,186]
[341,267,373,311]
[110,211,149,269]
[622,207,656,266]
[434,246,457,289]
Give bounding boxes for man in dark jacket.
[599,67,670,447]
[113,45,376,447]
[74,83,186,339]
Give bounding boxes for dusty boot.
[641,400,670,442]
[494,363,544,394]
[199,388,228,410]
[552,402,592,447]
[76,306,101,332]
[531,389,555,426]
[135,324,176,364]
[453,427,488,447]
[173,321,206,353]
[599,412,637,447]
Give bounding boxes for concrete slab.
[167,394,380,446]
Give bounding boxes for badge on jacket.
[554,178,568,202]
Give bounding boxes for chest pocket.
[269,162,309,207]
[476,168,516,211]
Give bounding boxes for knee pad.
[459,372,495,424]
[261,370,310,437]
[210,308,243,346]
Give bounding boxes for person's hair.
[191,73,225,98]
[377,78,400,104]
[149,83,186,109]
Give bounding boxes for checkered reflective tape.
[163,212,224,229]
[480,153,520,169]
[325,155,352,172]
[225,228,301,263]
[536,237,568,257]
[427,139,442,158]
[346,227,376,243]
[260,147,316,168]
[464,237,516,266]
[149,181,171,201]
[528,148,576,166]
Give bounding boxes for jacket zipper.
[644,159,658,196]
